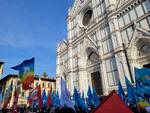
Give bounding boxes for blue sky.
[0,0,73,78]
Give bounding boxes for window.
[92,0,96,7]
[107,38,113,52]
[75,57,78,67]
[129,9,137,21]
[121,30,129,43]
[82,10,93,26]
[93,8,97,19]
[112,35,118,48]
[101,28,105,39]
[106,58,119,86]
[123,13,130,25]
[148,16,150,26]
[97,29,101,40]
[97,5,101,17]
[107,73,115,86]
[36,82,38,87]
[135,5,144,17]
[126,26,134,40]
[101,2,105,14]
[105,25,110,37]
[142,0,150,13]
[110,22,115,32]
[102,41,108,54]
[95,0,99,5]
[105,0,110,8]
[140,18,150,31]
[118,17,124,28]
[73,72,79,90]
[90,32,97,42]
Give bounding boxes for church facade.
[56,0,150,96]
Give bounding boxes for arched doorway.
[137,39,150,68]
[86,47,103,95]
[130,37,150,69]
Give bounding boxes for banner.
[12,57,34,90]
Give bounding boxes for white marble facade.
[56,0,150,96]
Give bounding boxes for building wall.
[56,0,150,96]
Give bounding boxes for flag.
[73,87,88,111]
[60,77,75,110]
[13,85,20,113]
[125,76,137,106]
[93,87,100,108]
[46,91,52,108]
[118,81,125,102]
[138,100,150,110]
[27,91,33,106]
[3,80,13,108]
[55,91,60,107]
[0,62,4,79]
[135,68,150,95]
[36,82,42,109]
[12,57,34,90]
[51,91,60,108]
[51,91,55,106]
[93,91,133,113]
[87,86,94,106]
[31,78,42,109]
[135,68,150,80]
[42,89,47,106]
[82,91,84,101]
[46,85,53,108]
[146,106,150,113]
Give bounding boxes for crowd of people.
[0,105,95,113]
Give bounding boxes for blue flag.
[73,87,88,112]
[93,87,100,108]
[125,76,137,105]
[87,86,94,106]
[135,68,150,81]
[82,91,84,101]
[60,77,75,110]
[118,81,125,102]
[135,68,150,95]
[51,91,60,108]
[42,89,47,106]
[55,91,60,108]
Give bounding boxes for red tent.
[92,91,133,113]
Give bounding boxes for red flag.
[37,84,42,109]
[27,91,33,106]
[30,79,42,109]
[13,90,19,113]
[47,91,52,108]
[92,91,133,113]
[13,85,20,113]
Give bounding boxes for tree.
[43,72,48,78]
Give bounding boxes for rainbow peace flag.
[138,100,150,109]
[12,57,34,90]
